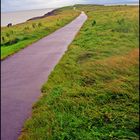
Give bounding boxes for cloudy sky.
[2,0,139,12]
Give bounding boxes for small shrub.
[45,27,50,31]
[6,33,10,37]
[1,36,5,42]
[24,26,30,30]
[4,37,19,46]
[56,23,59,26]
[32,23,36,28]
[23,36,29,40]
[78,52,93,63]
[117,18,125,25]
[81,76,96,86]
[38,22,42,27]
[10,30,14,34]
[92,20,96,26]
[56,22,60,26]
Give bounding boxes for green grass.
[1,7,80,60]
[19,5,139,140]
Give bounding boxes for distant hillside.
[27,9,58,21]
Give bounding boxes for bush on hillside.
[92,20,96,26]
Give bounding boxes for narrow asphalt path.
[1,12,87,140]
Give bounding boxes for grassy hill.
[1,7,80,60]
[18,5,139,140]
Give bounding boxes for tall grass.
[1,7,80,60]
[19,5,139,140]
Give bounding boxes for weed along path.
[1,12,87,140]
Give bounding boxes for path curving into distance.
[1,12,87,140]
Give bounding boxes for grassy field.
[19,5,139,140]
[1,7,80,60]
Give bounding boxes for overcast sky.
[1,0,139,12]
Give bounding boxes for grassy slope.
[1,7,80,60]
[19,5,139,140]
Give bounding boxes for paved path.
[1,12,87,140]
